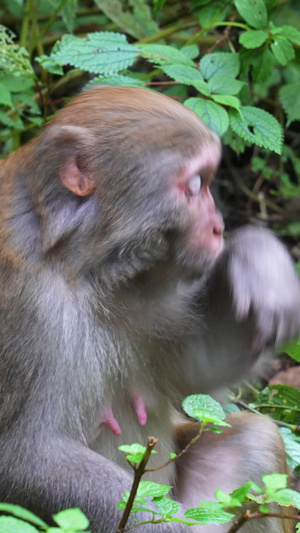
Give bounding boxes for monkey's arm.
[179,226,300,393]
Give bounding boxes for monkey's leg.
[173,413,294,532]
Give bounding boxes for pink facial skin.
[101,409,121,436]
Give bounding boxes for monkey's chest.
[88,389,176,483]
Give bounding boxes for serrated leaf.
[280,427,300,471]
[268,488,300,507]
[185,506,234,524]
[137,44,195,67]
[239,30,268,49]
[273,25,300,46]
[53,508,89,530]
[36,55,64,75]
[0,83,13,107]
[0,504,47,528]
[263,473,288,492]
[51,32,139,74]
[234,0,268,29]
[162,64,204,86]
[185,98,229,136]
[62,0,78,32]
[182,394,226,421]
[88,74,144,87]
[211,94,240,110]
[230,106,283,154]
[0,74,34,92]
[240,48,275,83]
[153,497,179,516]
[200,52,240,80]
[208,76,244,95]
[279,82,300,126]
[137,481,172,498]
[181,45,199,60]
[0,516,39,533]
[271,37,295,66]
[95,0,160,40]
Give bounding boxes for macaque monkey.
[0,86,299,533]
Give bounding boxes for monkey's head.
[25,87,223,280]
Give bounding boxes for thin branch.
[117,437,157,533]
[146,426,203,473]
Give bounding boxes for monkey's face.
[32,87,224,278]
[170,144,224,273]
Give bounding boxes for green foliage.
[182,394,230,427]
[118,443,157,464]
[51,32,139,74]
[234,0,268,29]
[250,384,300,425]
[0,505,89,533]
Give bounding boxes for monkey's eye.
[187,175,201,196]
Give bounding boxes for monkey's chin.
[176,249,220,277]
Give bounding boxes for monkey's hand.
[224,226,300,349]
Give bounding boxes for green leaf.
[169,453,177,459]
[182,394,227,422]
[271,37,295,66]
[230,106,283,154]
[137,44,195,67]
[211,94,240,110]
[282,339,300,362]
[259,505,270,513]
[162,64,210,95]
[94,0,160,40]
[118,443,156,463]
[268,488,300,507]
[137,481,172,498]
[36,55,64,75]
[0,73,34,92]
[153,497,179,516]
[181,45,199,60]
[51,32,139,74]
[162,64,204,86]
[273,25,300,46]
[234,0,268,29]
[240,48,275,83]
[262,473,288,492]
[62,0,78,32]
[0,83,13,107]
[239,30,268,49]
[185,505,234,525]
[53,508,89,530]
[185,98,229,136]
[0,504,47,528]
[87,74,145,87]
[200,52,240,80]
[208,76,244,95]
[222,403,241,415]
[279,83,300,126]
[0,516,39,533]
[280,427,300,471]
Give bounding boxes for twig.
[227,509,299,533]
[117,437,157,533]
[146,425,203,473]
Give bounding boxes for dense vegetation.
[0,0,300,530]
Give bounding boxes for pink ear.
[60,158,95,197]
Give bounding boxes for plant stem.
[117,437,157,533]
